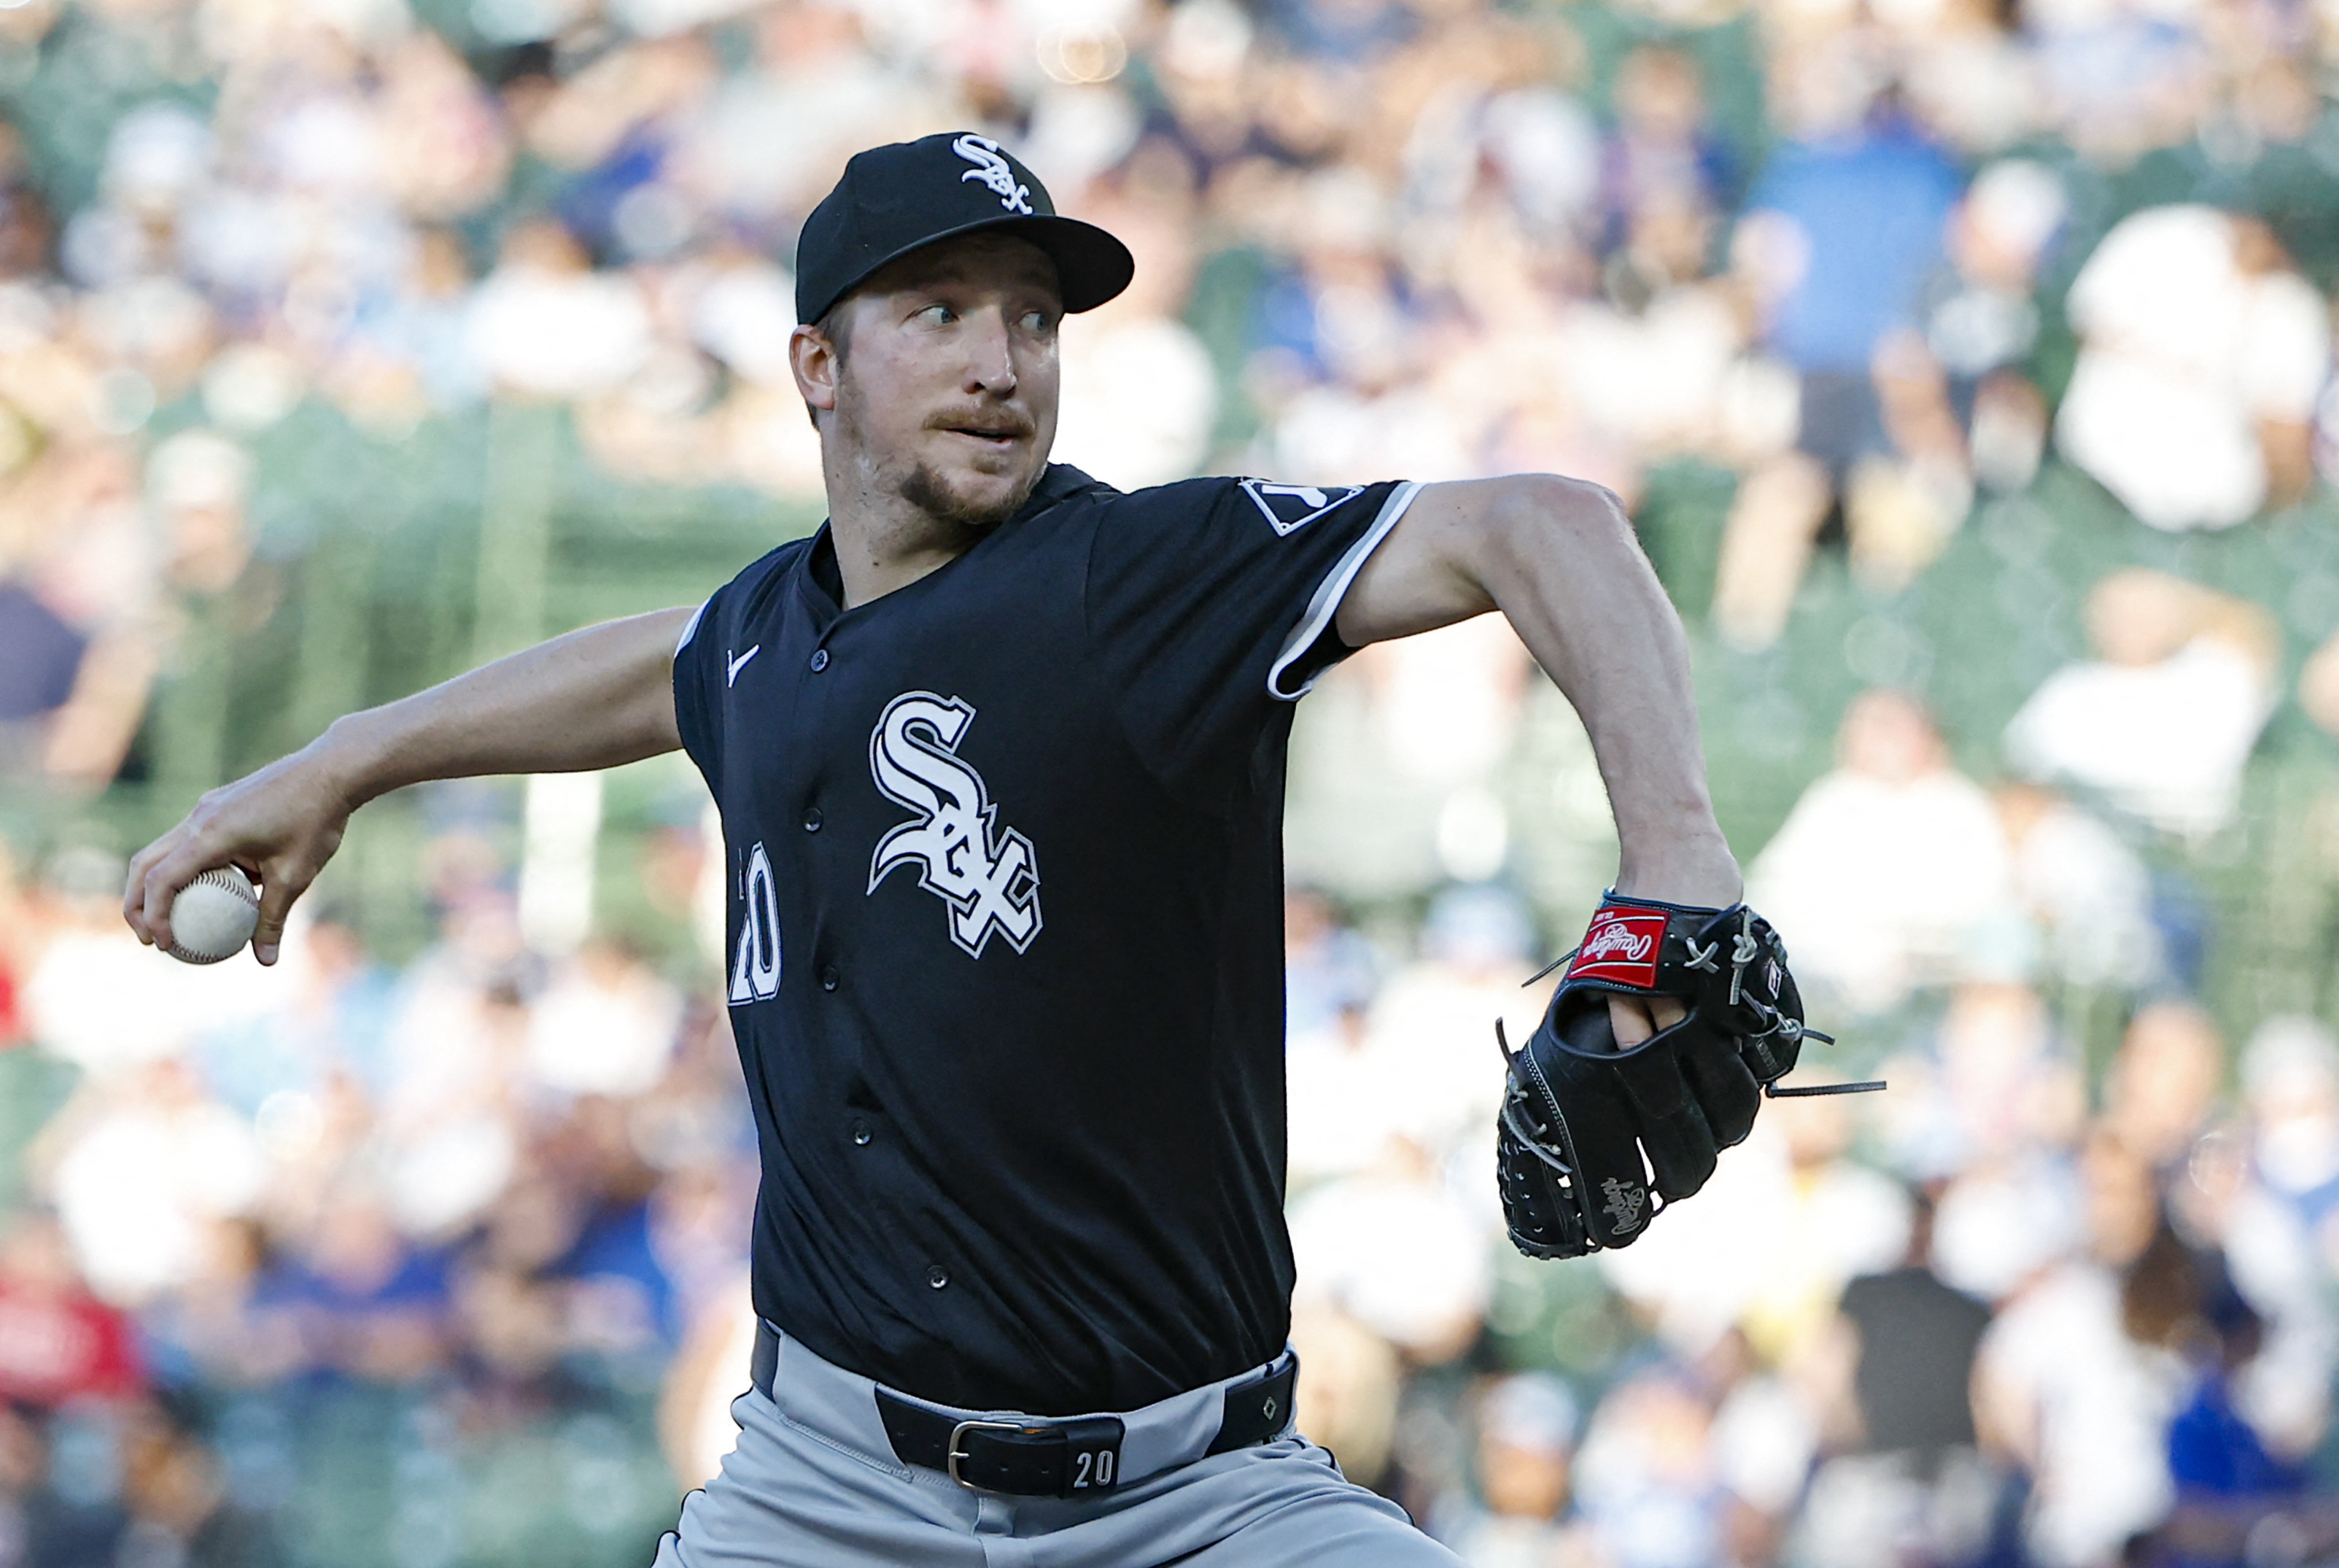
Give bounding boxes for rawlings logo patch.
[1567,909,1667,988]
[1599,1176,1645,1233]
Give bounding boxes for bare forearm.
[1338,476,1737,906]
[319,608,692,810]
[126,606,693,962]
[1479,479,1736,901]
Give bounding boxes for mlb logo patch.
[1567,909,1667,989]
[1239,480,1363,537]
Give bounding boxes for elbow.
[1492,472,1636,559]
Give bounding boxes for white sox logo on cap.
[794,132,1132,322]
[953,134,1033,215]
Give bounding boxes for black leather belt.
[750,1320,1297,1497]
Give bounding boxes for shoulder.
[1090,474,1403,537]
[1087,473,1243,522]
[677,535,814,656]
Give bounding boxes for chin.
[899,454,1042,528]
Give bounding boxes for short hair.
[804,300,851,431]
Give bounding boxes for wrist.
[310,712,391,814]
[1613,831,1742,909]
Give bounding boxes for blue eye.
[918,303,956,325]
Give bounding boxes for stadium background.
[3,0,2339,1559]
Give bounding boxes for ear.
[791,322,841,417]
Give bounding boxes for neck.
[821,443,1002,610]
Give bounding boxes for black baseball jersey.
[672,462,1421,1416]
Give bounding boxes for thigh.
[1042,1439,1464,1568]
[1171,1488,1464,1568]
[654,1391,982,1568]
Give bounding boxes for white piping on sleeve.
[1265,481,1421,702]
[675,599,707,656]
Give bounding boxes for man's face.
[814,232,1063,528]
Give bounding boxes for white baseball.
[164,866,261,964]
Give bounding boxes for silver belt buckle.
[947,1418,1037,1491]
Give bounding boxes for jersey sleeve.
[671,586,728,790]
[1085,475,1421,794]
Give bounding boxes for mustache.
[927,408,1036,439]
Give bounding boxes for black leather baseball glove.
[1496,890,1842,1260]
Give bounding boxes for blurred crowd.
[1279,685,2339,1568]
[0,0,2335,792]
[0,0,2336,1553]
[0,810,753,1564]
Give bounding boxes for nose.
[963,308,1017,396]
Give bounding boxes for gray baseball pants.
[653,1326,1464,1567]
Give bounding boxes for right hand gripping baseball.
[1497,892,1818,1260]
[123,748,354,966]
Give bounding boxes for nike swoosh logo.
[727,645,760,686]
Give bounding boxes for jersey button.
[810,648,830,672]
[802,807,822,832]
[820,964,839,991]
[850,1120,872,1146]
[926,1266,948,1290]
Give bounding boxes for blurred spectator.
[1898,985,2090,1297]
[1994,784,2164,995]
[659,1283,757,1489]
[253,1189,453,1383]
[467,219,653,399]
[1052,168,1218,490]
[2104,1002,2224,1171]
[1359,882,1540,1154]
[39,1060,267,1308]
[0,442,169,792]
[1289,1132,1492,1365]
[2004,570,2281,839]
[1974,1133,2190,1568]
[1284,885,1379,1048]
[1598,47,1732,262]
[1707,1327,1826,1564]
[1432,1372,1588,1567]
[1284,887,1392,1189]
[1799,1189,2000,1568]
[2152,1278,2339,1568]
[1570,1361,1727,1568]
[1710,77,1963,646]
[1748,690,2017,1014]
[0,1211,142,1407]
[1917,160,2066,495]
[2055,209,2327,530]
[0,839,27,1047]
[1737,1090,1912,1365]
[1288,1301,1405,1491]
[0,578,83,775]
[2172,1120,2335,1469]
[1595,1082,1907,1365]
[524,939,683,1100]
[2241,1017,2339,1228]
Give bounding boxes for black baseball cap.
[794,132,1135,325]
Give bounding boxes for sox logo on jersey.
[867,691,1042,958]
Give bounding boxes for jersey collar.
[794,464,1114,624]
